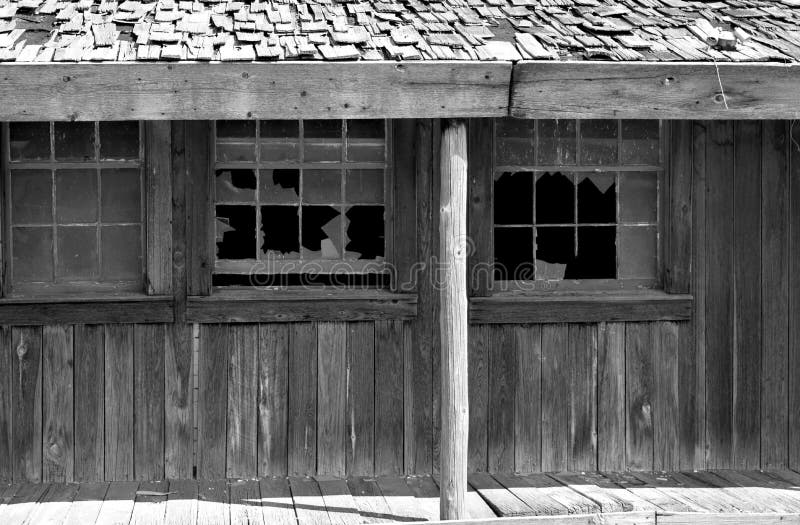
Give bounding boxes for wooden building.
[0,0,799,522]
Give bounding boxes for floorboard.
[290,476,332,525]
[258,477,297,525]
[129,480,170,525]
[680,471,775,513]
[711,470,800,513]
[25,483,79,525]
[404,476,441,521]
[229,479,263,525]
[63,482,109,525]
[347,476,395,523]
[601,471,692,513]
[94,481,139,525]
[316,477,362,525]
[489,473,566,516]
[164,479,199,525]
[3,483,52,525]
[518,474,600,514]
[197,480,229,525]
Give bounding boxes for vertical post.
[439,118,469,520]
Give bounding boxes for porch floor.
[2,470,800,525]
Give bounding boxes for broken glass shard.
[302,205,342,259]
[260,205,300,258]
[577,173,616,223]
[260,169,300,203]
[215,205,256,259]
[215,169,256,202]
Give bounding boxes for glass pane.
[494,171,532,225]
[11,169,52,224]
[619,172,658,223]
[56,226,98,279]
[538,120,576,165]
[101,225,141,280]
[101,169,140,223]
[570,226,616,279]
[56,169,98,223]
[347,120,385,162]
[54,122,95,161]
[215,205,256,259]
[535,226,574,279]
[580,120,618,165]
[495,118,535,165]
[347,120,384,139]
[99,121,140,160]
[215,169,256,202]
[12,227,53,282]
[535,172,573,224]
[305,120,342,162]
[260,205,300,258]
[621,120,660,165]
[305,120,342,138]
[494,226,533,281]
[302,205,342,259]
[346,169,383,203]
[261,120,299,138]
[260,120,300,161]
[345,205,384,260]
[260,142,299,162]
[619,225,657,279]
[577,173,616,223]
[217,120,255,139]
[216,143,255,162]
[9,122,50,161]
[304,169,341,203]
[260,169,300,204]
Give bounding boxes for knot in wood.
[15,339,27,360]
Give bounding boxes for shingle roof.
[1,0,799,63]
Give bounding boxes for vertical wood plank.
[568,323,597,471]
[467,118,493,297]
[598,322,625,471]
[676,321,697,470]
[431,118,443,477]
[134,324,166,480]
[761,119,789,470]
[375,319,404,475]
[653,321,679,471]
[197,324,228,479]
[346,322,374,476]
[515,325,541,473]
[74,325,104,482]
[487,325,514,472]
[541,324,569,472]
[392,119,417,293]
[11,326,42,482]
[789,120,800,471]
[317,322,347,477]
[288,322,316,476]
[171,121,188,322]
[704,119,734,469]
[104,324,134,481]
[626,322,654,471]
[665,120,693,294]
[186,120,212,296]
[258,324,288,477]
[0,326,10,482]
[145,120,173,295]
[42,325,74,482]
[227,324,258,478]
[164,324,193,479]
[732,120,762,469]
[467,324,488,472]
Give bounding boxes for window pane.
[302,205,342,259]
[54,122,95,161]
[260,120,299,162]
[215,168,256,202]
[261,120,299,138]
[261,205,300,258]
[347,120,384,139]
[12,227,52,282]
[619,172,658,223]
[217,120,255,139]
[216,205,256,259]
[56,169,98,223]
[495,118,535,165]
[494,171,532,225]
[9,122,50,161]
[305,120,342,162]
[347,120,385,162]
[260,142,299,162]
[99,121,140,160]
[346,169,383,204]
[217,143,255,162]
[580,120,618,165]
[535,227,574,276]
[260,169,300,203]
[56,226,98,279]
[305,120,341,138]
[577,173,615,224]
[619,226,657,279]
[11,169,52,224]
[345,205,384,260]
[494,227,533,281]
[570,226,616,279]
[536,172,573,224]
[621,120,660,165]
[538,120,576,165]
[101,168,140,223]
[101,225,141,280]
[304,169,341,203]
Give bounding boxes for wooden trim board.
[0,296,173,324]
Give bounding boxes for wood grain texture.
[790,120,800,471]
[598,322,625,471]
[487,325,515,473]
[467,325,489,472]
[345,322,374,476]
[73,325,104,482]
[568,324,597,471]
[197,324,228,479]
[625,323,654,471]
[104,324,134,481]
[258,324,289,477]
[42,325,73,482]
[467,118,493,297]
[317,322,347,477]
[514,325,541,473]
[164,324,193,479]
[170,120,188,323]
[511,62,800,119]
[392,119,417,293]
[665,120,693,294]
[186,120,212,296]
[134,324,166,480]
[676,321,698,470]
[653,321,679,471]
[540,324,569,472]
[226,324,258,478]
[288,322,317,476]
[375,319,404,475]
[0,327,10,482]
[0,298,173,325]
[145,120,173,296]
[11,327,42,482]
[0,62,510,121]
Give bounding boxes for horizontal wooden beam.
[511,61,800,119]
[0,296,173,324]
[186,292,417,322]
[0,61,510,121]
[469,293,692,324]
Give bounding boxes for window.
[492,118,661,291]
[3,121,143,294]
[213,119,389,287]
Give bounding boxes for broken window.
[492,119,661,289]
[5,121,143,292]
[213,119,388,287]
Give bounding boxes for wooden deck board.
[315,477,362,525]
[3,483,52,525]
[258,477,296,525]
[25,482,79,525]
[376,476,433,522]
[94,481,139,525]
[164,479,199,525]
[229,479,263,525]
[602,471,694,513]
[629,472,720,513]
[489,473,567,516]
[549,472,658,513]
[680,471,777,513]
[468,473,535,517]
[711,470,800,513]
[130,480,170,525]
[63,482,109,525]
[197,480,229,525]
[517,474,600,514]
[404,476,442,521]
[347,476,395,523]
[290,476,333,525]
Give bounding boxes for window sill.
[186,289,418,323]
[469,291,693,324]
[0,294,174,325]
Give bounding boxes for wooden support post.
[439,118,469,520]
